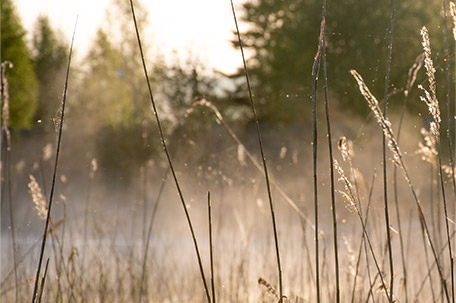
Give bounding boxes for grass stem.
[229,1,283,302]
[128,1,211,301]
[381,1,397,300]
[30,16,77,303]
[320,2,340,301]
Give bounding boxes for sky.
[15,0,243,74]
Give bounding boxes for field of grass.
[2,0,456,302]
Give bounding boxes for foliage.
[32,15,68,130]
[235,0,444,124]
[1,0,38,129]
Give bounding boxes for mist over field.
[2,0,456,302]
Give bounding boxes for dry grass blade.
[350,69,451,303]
[1,60,18,303]
[230,1,283,301]
[422,23,454,302]
[319,1,340,300]
[31,16,77,303]
[128,1,211,302]
[334,159,391,301]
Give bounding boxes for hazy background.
[1,0,455,301]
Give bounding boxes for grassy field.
[2,0,456,302]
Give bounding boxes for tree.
[235,0,444,124]
[69,0,161,180]
[1,0,38,129]
[32,15,68,130]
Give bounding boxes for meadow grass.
[1,0,456,303]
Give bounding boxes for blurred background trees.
[1,0,38,129]
[1,0,451,180]
[32,15,68,131]
[233,0,445,123]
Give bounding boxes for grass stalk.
[1,61,18,303]
[415,230,456,298]
[351,69,451,302]
[442,1,456,300]
[319,2,340,302]
[335,160,391,302]
[37,258,50,303]
[128,1,211,302]
[30,17,77,303]
[138,168,168,303]
[350,171,377,303]
[392,53,424,303]
[208,191,216,303]
[381,1,397,300]
[229,1,283,302]
[438,147,454,303]
[311,16,325,303]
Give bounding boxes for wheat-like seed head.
[350,70,402,167]
[28,175,47,221]
[334,159,357,213]
[450,2,456,40]
[258,277,279,299]
[419,26,441,141]
[237,144,247,166]
[1,61,13,151]
[89,158,98,179]
[416,128,438,168]
[42,144,53,161]
[405,53,425,97]
[337,136,354,161]
[442,164,456,180]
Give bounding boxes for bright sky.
[15,0,243,74]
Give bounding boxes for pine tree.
[1,0,38,129]
[32,15,68,130]
[234,0,443,124]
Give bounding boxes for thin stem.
[31,17,77,303]
[1,62,17,303]
[311,16,325,303]
[393,92,410,303]
[138,168,168,303]
[382,1,397,300]
[37,258,50,303]
[230,1,283,302]
[438,145,454,303]
[208,192,216,303]
[128,1,211,302]
[442,1,456,299]
[320,1,339,301]
[351,69,451,302]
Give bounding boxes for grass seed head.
[28,175,47,221]
[450,2,456,40]
[419,26,441,141]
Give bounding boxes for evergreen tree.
[70,0,160,180]
[1,0,38,129]
[235,0,443,124]
[32,15,68,130]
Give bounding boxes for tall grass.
[128,0,211,301]
[230,1,283,302]
[381,1,397,300]
[30,17,77,303]
[2,1,456,303]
